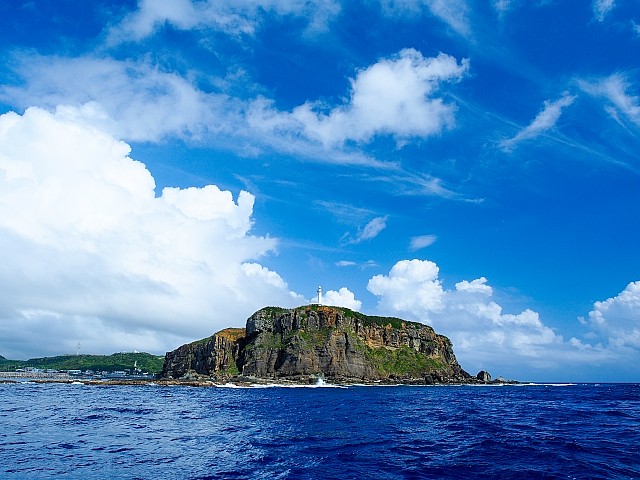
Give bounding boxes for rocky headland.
[163,305,512,385]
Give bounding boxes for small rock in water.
[476,370,491,382]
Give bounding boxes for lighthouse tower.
[317,286,322,305]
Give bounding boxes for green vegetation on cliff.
[286,305,424,330]
[0,352,165,373]
[365,345,444,376]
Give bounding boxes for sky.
[0,0,639,382]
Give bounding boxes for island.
[162,305,508,385]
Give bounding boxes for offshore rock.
[477,370,492,382]
[163,305,481,384]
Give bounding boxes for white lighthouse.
[317,286,322,305]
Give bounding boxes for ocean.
[1,382,638,479]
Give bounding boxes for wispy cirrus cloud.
[379,0,471,36]
[105,0,341,45]
[500,93,576,152]
[409,234,437,250]
[492,0,518,17]
[336,260,357,267]
[580,73,640,127]
[349,216,388,244]
[593,0,615,22]
[336,260,379,269]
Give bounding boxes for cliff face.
[162,306,474,384]
[162,328,245,379]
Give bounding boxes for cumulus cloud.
[323,287,362,311]
[106,0,341,44]
[409,234,437,250]
[0,107,303,359]
[585,281,640,349]
[366,259,604,375]
[580,74,640,127]
[500,94,576,151]
[593,0,615,22]
[273,49,469,147]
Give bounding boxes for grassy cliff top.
[216,328,246,341]
[0,352,165,373]
[258,305,429,331]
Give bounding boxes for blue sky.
[1,0,639,381]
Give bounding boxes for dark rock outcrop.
[476,370,491,382]
[162,305,489,384]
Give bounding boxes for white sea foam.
[217,380,348,389]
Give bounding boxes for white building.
[311,286,322,305]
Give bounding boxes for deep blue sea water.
[1,382,639,479]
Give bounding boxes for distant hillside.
[0,352,165,373]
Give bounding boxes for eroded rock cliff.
[162,305,479,384]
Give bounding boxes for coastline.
[0,376,521,387]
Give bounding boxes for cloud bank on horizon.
[0,0,639,381]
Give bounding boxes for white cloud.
[493,0,515,15]
[409,234,437,250]
[0,55,228,143]
[106,0,341,44]
[361,260,380,268]
[593,0,615,22]
[633,21,640,36]
[336,260,357,267]
[379,0,470,36]
[282,49,469,147]
[580,74,640,126]
[0,107,302,359]
[347,216,388,244]
[586,281,640,349]
[367,259,445,314]
[323,287,362,311]
[455,277,492,294]
[366,259,612,375]
[500,94,576,151]
[1,52,467,173]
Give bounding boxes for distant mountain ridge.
[163,305,497,384]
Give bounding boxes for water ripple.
[0,383,639,479]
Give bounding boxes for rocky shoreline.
[0,375,518,387]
